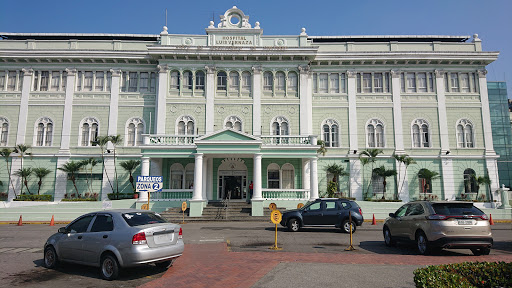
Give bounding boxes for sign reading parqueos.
[136,176,163,193]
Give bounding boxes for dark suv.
[280,198,364,233]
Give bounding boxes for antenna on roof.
[212,11,215,22]
[165,8,168,27]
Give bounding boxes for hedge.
[414,261,512,288]
[107,193,135,200]
[61,198,98,202]
[14,194,53,201]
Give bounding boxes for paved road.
[0,222,511,288]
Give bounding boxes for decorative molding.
[434,69,445,78]
[205,65,216,74]
[298,65,310,75]
[251,66,262,74]
[477,69,488,78]
[65,68,77,76]
[110,69,122,77]
[157,65,169,73]
[22,68,33,76]
[346,70,357,78]
[390,69,401,78]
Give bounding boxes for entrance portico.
[139,129,319,216]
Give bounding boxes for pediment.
[195,129,260,142]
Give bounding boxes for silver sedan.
[43,209,184,280]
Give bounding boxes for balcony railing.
[143,134,318,147]
[261,135,317,146]
[151,189,193,200]
[262,189,310,200]
[144,135,198,145]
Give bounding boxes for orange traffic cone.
[17,215,23,226]
[489,214,494,225]
[49,215,55,226]
[371,214,377,225]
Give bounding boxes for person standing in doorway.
[248,181,254,203]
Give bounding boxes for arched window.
[229,71,239,92]
[0,117,8,146]
[183,71,193,90]
[418,168,432,195]
[217,71,227,91]
[322,119,339,147]
[79,117,99,146]
[170,163,184,189]
[372,168,384,194]
[287,72,298,92]
[267,163,280,189]
[126,117,145,146]
[176,115,195,135]
[170,71,180,90]
[225,116,242,131]
[464,168,477,193]
[195,71,205,90]
[412,119,430,148]
[282,163,295,189]
[185,163,195,189]
[34,117,53,146]
[367,119,384,147]
[275,72,285,91]
[241,71,251,91]
[263,72,273,91]
[457,119,474,148]
[271,116,289,136]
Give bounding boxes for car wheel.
[342,220,356,234]
[416,231,432,255]
[287,219,300,232]
[44,246,58,269]
[100,254,120,281]
[155,260,173,269]
[383,227,395,247]
[471,247,491,256]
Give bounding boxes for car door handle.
[78,236,82,239]
[103,235,108,239]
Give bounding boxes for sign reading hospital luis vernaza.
[136,176,163,192]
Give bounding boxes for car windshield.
[122,212,168,226]
[300,201,315,210]
[432,203,484,216]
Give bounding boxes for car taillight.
[426,214,447,220]
[480,214,489,220]
[132,232,147,245]
[178,227,183,239]
[358,208,362,216]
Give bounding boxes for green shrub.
[364,198,402,202]
[414,261,512,288]
[61,198,98,202]
[14,194,53,201]
[107,193,135,200]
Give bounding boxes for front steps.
[160,201,286,222]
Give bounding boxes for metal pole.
[345,211,356,251]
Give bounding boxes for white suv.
[383,201,493,255]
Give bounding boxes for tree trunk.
[129,174,135,192]
[38,179,42,195]
[24,179,31,195]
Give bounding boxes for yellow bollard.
[345,211,356,251]
[269,210,283,250]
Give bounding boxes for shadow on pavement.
[359,241,474,256]
[491,241,512,254]
[264,227,343,233]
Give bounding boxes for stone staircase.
[160,201,287,222]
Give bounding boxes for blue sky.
[1,0,510,95]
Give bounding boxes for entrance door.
[223,176,242,199]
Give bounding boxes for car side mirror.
[389,213,395,218]
[58,227,67,233]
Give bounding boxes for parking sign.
[136,176,163,192]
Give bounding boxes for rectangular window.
[7,71,17,91]
[340,73,346,93]
[472,73,478,93]
[0,71,5,90]
[83,71,93,91]
[287,73,297,92]
[417,73,427,92]
[444,73,449,92]
[50,71,60,91]
[106,72,112,91]
[268,170,280,189]
[428,72,434,92]
[150,72,156,92]
[230,73,240,91]
[400,73,405,93]
[383,72,390,93]
[76,72,82,91]
[318,73,328,93]
[450,73,459,92]
[460,73,470,93]
[139,72,149,92]
[362,73,371,93]
[242,73,251,91]
[263,73,272,91]
[407,72,416,93]
[195,72,205,90]
[357,73,362,93]
[128,72,138,92]
[374,73,383,93]
[40,71,49,91]
[95,71,105,91]
[313,74,318,93]
[330,73,339,93]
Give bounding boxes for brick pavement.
[140,243,512,288]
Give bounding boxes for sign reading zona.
[136,176,163,193]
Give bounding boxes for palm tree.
[120,160,141,193]
[359,157,370,199]
[109,135,123,198]
[359,149,383,198]
[14,168,32,195]
[317,140,327,156]
[58,161,84,196]
[0,148,16,198]
[473,174,491,201]
[325,163,349,197]
[417,168,440,200]
[32,167,51,195]
[93,135,114,195]
[393,154,416,200]
[373,165,397,200]
[14,144,31,171]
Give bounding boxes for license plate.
[457,220,474,225]
[154,234,171,244]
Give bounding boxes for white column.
[441,157,456,200]
[486,157,500,194]
[349,158,363,200]
[108,69,121,138]
[302,159,310,190]
[138,157,150,202]
[192,153,204,200]
[59,68,77,153]
[347,71,359,152]
[7,156,22,201]
[309,157,319,200]
[299,65,312,135]
[391,70,404,153]
[16,68,33,145]
[101,155,115,201]
[396,159,409,202]
[205,66,215,134]
[477,70,496,156]
[202,156,208,200]
[435,70,450,154]
[207,157,213,200]
[53,156,70,201]
[253,153,262,200]
[156,65,168,134]
[252,66,262,136]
